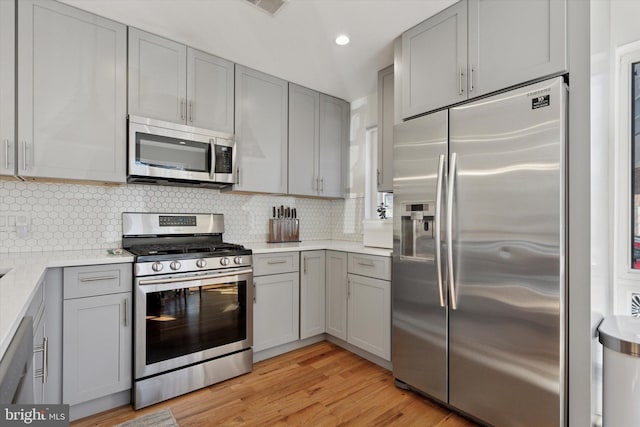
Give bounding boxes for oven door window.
[136,132,210,172]
[145,281,246,365]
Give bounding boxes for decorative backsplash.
[0,180,364,253]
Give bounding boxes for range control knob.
[196,259,207,268]
[220,257,230,266]
[170,261,181,271]
[152,262,163,272]
[234,256,243,265]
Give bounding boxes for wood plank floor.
[72,342,480,426]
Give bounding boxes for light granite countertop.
[0,250,134,360]
[0,241,390,361]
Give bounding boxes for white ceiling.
[57,0,457,102]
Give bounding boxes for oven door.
[134,267,253,380]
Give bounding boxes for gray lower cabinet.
[300,251,325,339]
[62,264,132,407]
[325,251,348,341]
[325,252,391,361]
[253,253,300,352]
[234,66,288,193]
[17,0,127,182]
[0,0,14,177]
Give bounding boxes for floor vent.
[244,0,288,16]
[631,293,640,317]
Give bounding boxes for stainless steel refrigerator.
[392,77,566,427]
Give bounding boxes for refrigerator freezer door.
[392,110,448,402]
[448,77,566,426]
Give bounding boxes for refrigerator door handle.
[435,154,446,307]
[447,152,458,310]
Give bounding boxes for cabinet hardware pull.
[357,262,375,267]
[458,67,464,95]
[347,278,351,299]
[253,282,257,303]
[34,337,48,383]
[180,99,186,120]
[79,275,118,283]
[469,66,475,93]
[266,260,287,265]
[3,140,10,170]
[124,298,128,327]
[21,141,27,171]
[304,256,307,274]
[236,167,240,185]
[189,101,194,122]
[376,169,381,186]
[320,177,325,193]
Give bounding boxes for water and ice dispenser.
[400,202,436,262]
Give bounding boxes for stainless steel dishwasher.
[0,317,34,403]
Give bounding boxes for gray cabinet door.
[0,0,14,177]
[347,274,391,360]
[288,83,319,196]
[187,48,234,133]
[318,94,348,198]
[253,272,299,352]
[128,27,187,123]
[63,293,132,406]
[300,250,326,339]
[17,0,127,182]
[325,251,348,341]
[468,0,566,98]
[377,65,394,193]
[401,0,467,119]
[234,65,288,193]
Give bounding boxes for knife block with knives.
[268,205,300,243]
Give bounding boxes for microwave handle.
[209,139,216,179]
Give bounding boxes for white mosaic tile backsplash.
[0,180,364,253]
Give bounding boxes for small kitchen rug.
[115,409,179,427]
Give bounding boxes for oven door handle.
[138,268,253,287]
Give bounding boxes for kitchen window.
[633,62,640,269]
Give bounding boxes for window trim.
[614,43,640,288]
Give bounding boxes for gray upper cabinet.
[288,83,320,197]
[129,28,234,133]
[17,0,127,182]
[0,0,14,177]
[401,0,467,119]
[467,0,566,98]
[377,65,394,193]
[401,0,567,118]
[187,48,234,133]
[318,94,348,198]
[128,28,187,124]
[289,86,348,198]
[235,65,288,194]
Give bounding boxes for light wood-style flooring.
[72,342,480,426]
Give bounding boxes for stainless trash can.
[598,315,640,427]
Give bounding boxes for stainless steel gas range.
[122,213,253,409]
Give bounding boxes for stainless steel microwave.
[127,115,235,188]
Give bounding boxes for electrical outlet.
[632,293,640,318]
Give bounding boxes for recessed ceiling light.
[335,34,350,46]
